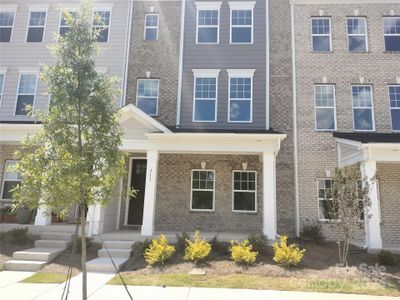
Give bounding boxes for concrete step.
[12,248,64,262]
[34,240,70,249]
[86,257,128,273]
[41,224,77,233]
[3,260,47,272]
[98,248,132,258]
[102,241,133,249]
[41,232,74,241]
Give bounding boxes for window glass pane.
[29,11,46,26]
[312,18,330,34]
[145,15,158,27]
[353,108,373,130]
[2,181,19,199]
[93,11,110,26]
[232,27,251,43]
[230,100,251,122]
[27,27,44,42]
[95,27,109,42]
[4,161,19,180]
[347,18,366,34]
[389,86,400,108]
[194,100,215,121]
[0,28,12,42]
[0,74,4,95]
[391,110,400,131]
[316,108,335,130]
[0,12,14,26]
[192,191,213,210]
[145,28,157,41]
[349,36,366,52]
[315,86,334,107]
[319,200,337,219]
[18,74,37,94]
[313,36,330,51]
[384,17,400,34]
[198,27,217,43]
[16,95,34,115]
[137,97,157,115]
[230,78,251,99]
[352,86,372,107]
[232,10,252,25]
[194,77,216,121]
[234,192,255,211]
[384,36,400,51]
[198,10,218,26]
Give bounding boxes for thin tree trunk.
[80,203,87,300]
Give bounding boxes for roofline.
[146,132,287,141]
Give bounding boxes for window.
[15,74,38,116]
[317,179,337,220]
[144,14,158,41]
[347,17,367,52]
[314,85,336,130]
[352,85,374,131]
[383,17,400,51]
[26,11,47,43]
[0,12,15,42]
[136,79,159,116]
[197,10,219,43]
[93,10,111,42]
[312,17,331,52]
[230,7,253,43]
[0,73,5,102]
[59,11,76,37]
[191,170,214,211]
[194,77,217,122]
[389,85,400,131]
[233,171,256,212]
[1,160,21,200]
[228,69,254,122]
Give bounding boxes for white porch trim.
[34,204,51,226]
[262,152,277,239]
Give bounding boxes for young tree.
[329,164,372,266]
[13,1,125,298]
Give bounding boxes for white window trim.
[1,160,21,201]
[144,13,159,41]
[0,71,6,104]
[227,70,254,123]
[317,178,336,222]
[383,16,400,52]
[229,2,255,44]
[0,10,16,43]
[194,2,223,10]
[192,76,218,123]
[92,9,112,43]
[351,85,375,132]
[192,69,221,77]
[190,169,215,212]
[314,84,337,131]
[25,10,48,43]
[347,17,368,52]
[389,85,400,132]
[14,72,39,116]
[135,78,160,116]
[311,17,332,52]
[232,170,257,213]
[196,8,220,44]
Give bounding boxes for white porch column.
[262,152,277,240]
[34,204,51,225]
[141,150,159,236]
[87,204,104,237]
[361,160,382,251]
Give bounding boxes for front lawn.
[21,273,69,284]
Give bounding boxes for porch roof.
[333,132,400,144]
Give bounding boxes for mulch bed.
[0,232,39,269]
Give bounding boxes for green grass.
[21,273,69,284]
[108,273,400,297]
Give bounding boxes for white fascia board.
[194,2,222,10]
[146,132,286,141]
[192,69,221,77]
[28,4,50,11]
[94,3,114,11]
[228,1,256,10]
[0,123,42,142]
[334,137,363,149]
[290,0,400,4]
[227,69,256,77]
[0,5,18,12]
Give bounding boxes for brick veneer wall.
[154,154,263,233]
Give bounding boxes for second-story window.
[1,160,21,200]
[59,11,76,37]
[383,17,400,52]
[228,69,254,123]
[16,73,38,116]
[0,12,15,43]
[314,85,336,130]
[27,11,47,43]
[352,85,374,131]
[136,79,159,116]
[389,85,400,131]
[347,17,367,52]
[230,4,254,44]
[311,17,331,52]
[193,77,217,122]
[197,10,219,44]
[93,10,111,42]
[144,14,158,41]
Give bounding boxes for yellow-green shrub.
[272,235,305,267]
[230,240,258,265]
[183,231,211,263]
[144,235,175,266]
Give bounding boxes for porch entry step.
[98,248,132,258]
[86,257,128,273]
[12,248,64,262]
[3,260,47,272]
[102,240,134,249]
[35,239,71,248]
[41,232,75,241]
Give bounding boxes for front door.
[128,159,147,225]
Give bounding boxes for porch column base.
[262,152,277,240]
[141,150,159,236]
[34,205,51,226]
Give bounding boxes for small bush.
[8,228,29,245]
[176,232,190,254]
[183,231,211,264]
[210,235,230,255]
[144,235,175,266]
[132,239,151,257]
[378,250,398,266]
[272,235,305,267]
[71,236,92,253]
[300,223,324,243]
[248,234,269,253]
[230,240,258,265]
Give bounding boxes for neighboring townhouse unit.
[291,0,400,251]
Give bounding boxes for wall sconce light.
[242,162,248,170]
[201,162,206,169]
[325,170,331,178]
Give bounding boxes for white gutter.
[121,0,134,108]
[265,0,270,130]
[176,0,186,127]
[291,2,300,237]
[146,132,287,141]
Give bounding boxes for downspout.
[176,0,186,127]
[265,0,270,130]
[121,0,134,108]
[290,1,300,237]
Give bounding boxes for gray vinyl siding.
[180,0,267,130]
[0,0,129,122]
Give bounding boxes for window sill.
[315,129,336,132]
[232,210,257,214]
[189,209,214,214]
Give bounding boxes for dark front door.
[128,159,147,225]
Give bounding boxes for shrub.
[132,239,151,257]
[248,234,269,253]
[272,235,305,267]
[183,231,211,264]
[144,235,175,266]
[210,235,230,255]
[71,236,92,253]
[8,228,29,245]
[378,250,398,266]
[230,240,258,265]
[176,232,190,254]
[300,223,323,243]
